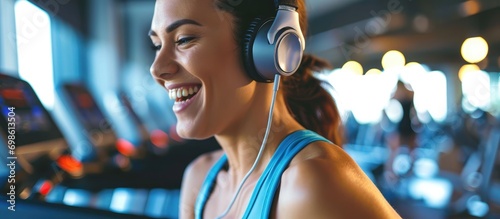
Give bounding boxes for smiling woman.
[148,0,401,218]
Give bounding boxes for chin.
[176,121,213,140]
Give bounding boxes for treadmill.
[0,73,218,218]
[0,73,73,201]
[58,83,220,190]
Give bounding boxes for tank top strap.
[242,130,330,218]
[194,154,228,219]
[194,130,330,219]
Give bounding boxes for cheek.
[210,45,249,83]
[186,41,246,83]
[206,43,236,66]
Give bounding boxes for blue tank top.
[194,130,330,219]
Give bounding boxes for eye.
[151,44,162,51]
[175,36,196,46]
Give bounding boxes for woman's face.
[150,0,255,139]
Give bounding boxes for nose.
[150,49,179,82]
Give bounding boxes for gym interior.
[0,0,499,218]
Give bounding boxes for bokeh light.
[366,68,382,75]
[342,61,364,76]
[382,50,406,70]
[385,99,404,124]
[150,129,169,148]
[411,71,448,123]
[116,139,136,156]
[400,62,427,88]
[461,37,489,63]
[460,0,481,17]
[462,70,491,110]
[459,64,480,81]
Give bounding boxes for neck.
[214,83,303,182]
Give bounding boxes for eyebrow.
[148,19,202,36]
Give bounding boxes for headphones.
[243,0,305,83]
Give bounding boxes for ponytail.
[282,54,344,146]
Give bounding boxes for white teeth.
[168,86,201,101]
[170,90,175,100]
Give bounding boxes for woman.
[149,0,401,218]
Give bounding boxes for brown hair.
[217,0,344,146]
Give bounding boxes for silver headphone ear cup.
[275,31,303,75]
[243,18,303,82]
[251,21,303,81]
[243,7,304,83]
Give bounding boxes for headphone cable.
[215,74,281,219]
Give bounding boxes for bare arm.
[276,142,401,219]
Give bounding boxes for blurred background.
[0,0,499,218]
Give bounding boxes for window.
[0,0,18,73]
[14,0,54,110]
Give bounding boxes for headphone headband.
[274,0,298,8]
[267,4,305,51]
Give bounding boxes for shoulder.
[179,149,224,219]
[275,141,401,219]
[185,149,224,175]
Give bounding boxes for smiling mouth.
[168,85,202,103]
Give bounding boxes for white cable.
[215,74,281,219]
